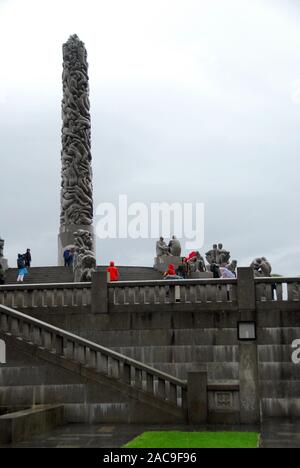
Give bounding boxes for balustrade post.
[91,271,108,314]
[237,267,260,424]
[187,371,207,424]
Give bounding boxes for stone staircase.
[46,308,240,383]
[258,326,300,419]
[0,304,187,425]
[4,266,162,285]
[5,267,74,285]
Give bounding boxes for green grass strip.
[124,431,259,448]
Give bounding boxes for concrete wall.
[1,269,300,423]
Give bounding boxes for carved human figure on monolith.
[73,229,96,282]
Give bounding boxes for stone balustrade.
[108,278,238,306]
[0,283,91,309]
[1,275,300,313]
[255,277,300,302]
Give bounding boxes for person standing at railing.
[107,261,120,282]
[210,263,221,278]
[219,265,236,279]
[24,248,32,268]
[219,264,235,300]
[176,259,188,279]
[16,254,28,283]
[163,264,182,279]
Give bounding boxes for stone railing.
[255,277,300,302]
[4,273,300,312]
[0,304,187,411]
[108,278,238,306]
[0,283,91,309]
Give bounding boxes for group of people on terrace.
[2,238,272,285]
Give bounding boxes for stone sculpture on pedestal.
[0,237,8,270]
[154,236,181,272]
[58,34,95,266]
[168,236,182,256]
[156,237,170,257]
[250,257,272,277]
[205,243,231,266]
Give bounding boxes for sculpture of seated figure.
[206,243,230,266]
[217,243,231,265]
[156,237,170,257]
[250,258,262,271]
[251,257,271,277]
[260,257,272,277]
[168,235,181,256]
[205,244,218,265]
[187,251,207,273]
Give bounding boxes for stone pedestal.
[58,224,95,266]
[187,371,208,424]
[189,271,213,279]
[0,258,8,271]
[154,255,182,273]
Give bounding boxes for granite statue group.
[156,237,238,279]
[155,237,272,280]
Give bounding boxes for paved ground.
[260,419,300,448]
[3,423,259,448]
[4,418,300,448]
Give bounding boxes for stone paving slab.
[261,419,300,448]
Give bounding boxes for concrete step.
[260,380,300,398]
[0,383,126,406]
[258,327,300,345]
[258,345,296,362]
[111,345,239,363]
[0,405,64,445]
[5,267,74,285]
[77,328,238,347]
[261,398,300,418]
[259,362,300,380]
[0,366,81,386]
[64,403,131,423]
[4,265,162,285]
[146,362,239,380]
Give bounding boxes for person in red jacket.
[163,264,182,279]
[107,261,120,282]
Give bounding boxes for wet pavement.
[260,419,300,448]
[2,422,259,448]
[3,418,300,448]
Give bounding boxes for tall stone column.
[237,267,260,424]
[58,35,95,265]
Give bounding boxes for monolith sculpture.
[58,35,95,265]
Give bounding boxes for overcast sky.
[0,0,300,275]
